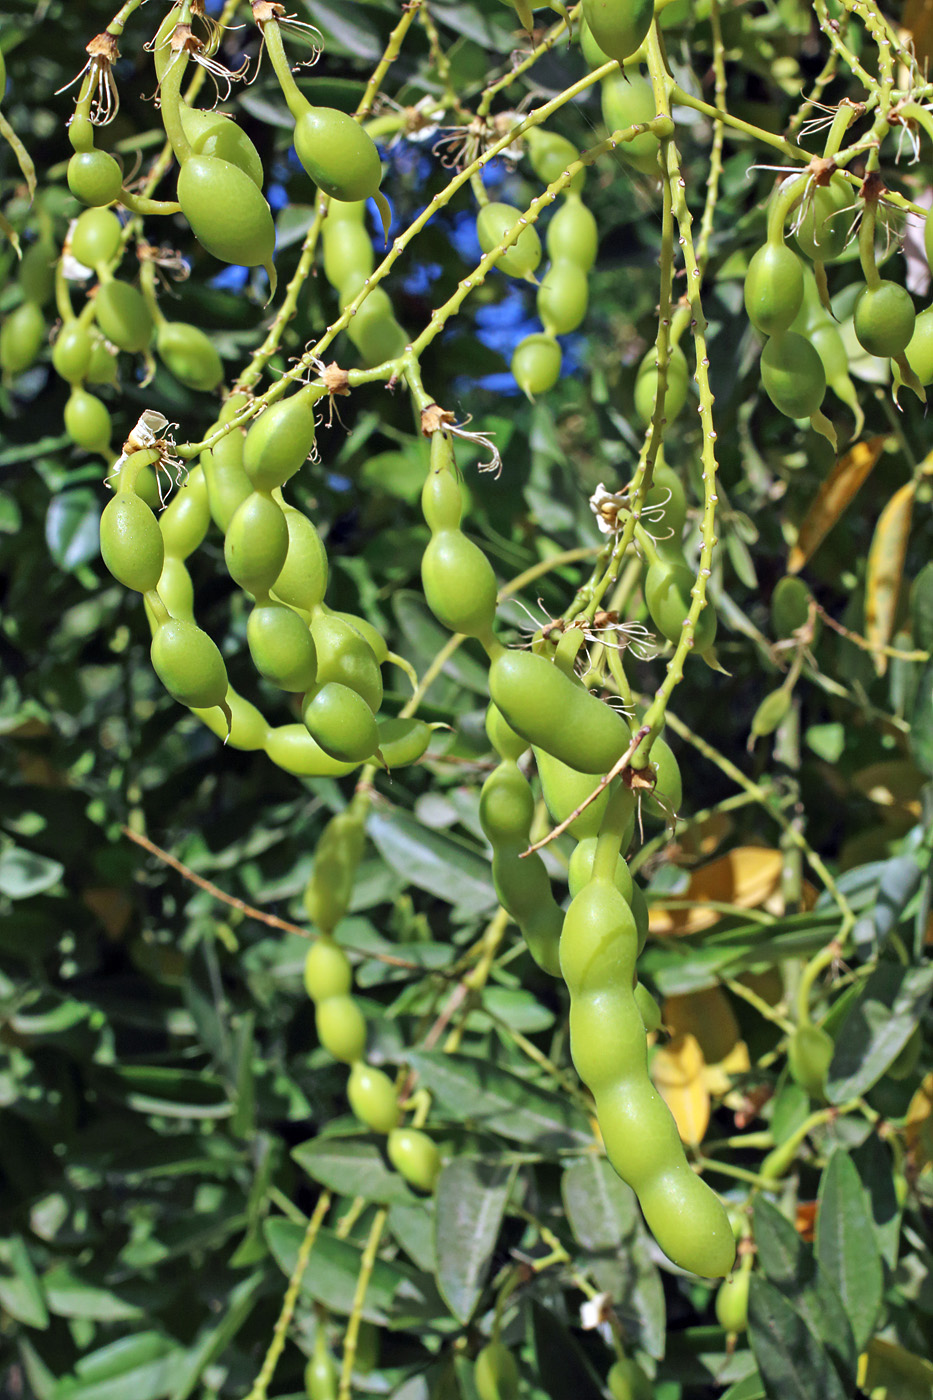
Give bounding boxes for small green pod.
[180,101,265,188]
[71,207,123,270]
[303,937,353,1002]
[243,385,320,490]
[159,466,210,560]
[156,321,224,392]
[310,613,382,712]
[347,1062,400,1134]
[272,506,329,615]
[489,649,631,775]
[151,618,228,709]
[512,333,562,399]
[583,0,655,64]
[248,600,318,691]
[421,529,498,639]
[100,491,164,592]
[600,71,660,176]
[302,681,381,763]
[94,280,153,353]
[264,723,359,778]
[177,154,276,277]
[64,387,112,454]
[387,1128,442,1193]
[51,321,94,383]
[0,301,46,375]
[476,202,542,279]
[316,994,367,1063]
[537,259,589,335]
[547,195,598,271]
[202,427,252,533]
[224,490,289,597]
[293,104,383,203]
[376,716,432,769]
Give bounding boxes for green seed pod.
[906,307,933,386]
[634,343,689,426]
[316,994,367,1063]
[94,280,153,354]
[376,716,432,769]
[347,1062,400,1134]
[309,613,382,712]
[512,333,562,399]
[18,241,56,305]
[476,202,542,279]
[202,424,252,533]
[180,100,265,188]
[302,681,381,763]
[759,331,826,418]
[743,242,804,337]
[853,280,916,359]
[293,104,383,202]
[750,688,792,738]
[67,150,124,206]
[421,529,499,639]
[224,490,289,596]
[322,200,374,289]
[771,574,814,638]
[0,301,46,375]
[51,321,94,383]
[100,492,164,591]
[243,385,319,490]
[634,981,662,1033]
[264,723,359,778]
[156,321,224,392]
[583,0,655,63]
[788,1023,834,1099]
[600,71,660,176]
[793,175,851,262]
[486,703,528,762]
[344,286,407,366]
[547,195,598,271]
[272,506,329,615]
[387,1128,442,1193]
[247,600,318,691]
[64,386,112,454]
[303,936,353,1001]
[177,154,276,278]
[71,207,123,269]
[536,259,589,336]
[151,618,229,709]
[525,127,584,193]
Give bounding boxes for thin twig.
[520,725,650,857]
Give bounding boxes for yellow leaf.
[860,1337,933,1398]
[788,435,888,574]
[649,846,783,936]
[902,0,933,65]
[905,1070,933,1174]
[865,481,916,676]
[852,759,925,821]
[664,987,741,1065]
[704,1039,751,1098]
[651,1032,709,1145]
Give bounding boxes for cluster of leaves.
[2,0,933,1398]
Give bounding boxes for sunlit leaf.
[787,436,888,574]
[864,480,916,676]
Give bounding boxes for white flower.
[589,482,628,535]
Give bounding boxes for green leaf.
[434,1157,512,1324]
[909,659,933,775]
[45,489,102,572]
[404,1051,592,1149]
[293,1137,415,1204]
[721,1374,766,1400]
[826,961,933,1102]
[910,560,933,651]
[52,1338,186,1400]
[0,1236,48,1328]
[264,1218,414,1323]
[531,1300,604,1400]
[747,1276,849,1400]
[751,1198,856,1388]
[105,1066,233,1120]
[42,1267,144,1322]
[169,1272,265,1400]
[815,1151,883,1350]
[367,811,497,919]
[850,1132,902,1270]
[561,1156,639,1251]
[0,844,64,899]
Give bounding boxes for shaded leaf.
[264,1218,411,1324]
[787,435,887,574]
[434,1157,511,1323]
[561,1156,638,1252]
[826,961,933,1102]
[815,1151,883,1349]
[747,1276,848,1400]
[45,490,102,572]
[909,560,933,651]
[293,1137,415,1204]
[865,480,916,675]
[404,1051,592,1149]
[850,1132,903,1270]
[531,1300,604,1400]
[367,811,497,919]
[0,845,64,899]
